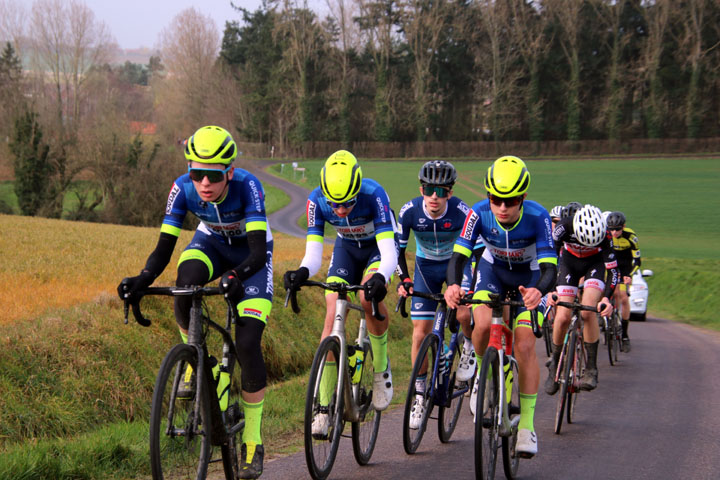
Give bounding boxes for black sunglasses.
[488,194,523,207]
[326,197,358,209]
[422,185,450,198]
[608,227,623,231]
[188,166,231,183]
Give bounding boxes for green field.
[270,157,720,260]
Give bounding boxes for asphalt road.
[260,316,720,479]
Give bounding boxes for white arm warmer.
[299,240,324,277]
[376,236,399,283]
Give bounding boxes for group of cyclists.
[118,125,641,478]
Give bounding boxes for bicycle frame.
[486,305,521,438]
[327,291,373,423]
[428,307,467,406]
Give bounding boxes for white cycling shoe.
[456,344,476,382]
[516,429,538,458]
[408,395,425,430]
[311,408,329,438]
[372,361,393,411]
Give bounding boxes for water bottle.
[352,347,365,384]
[217,366,230,411]
[503,357,513,403]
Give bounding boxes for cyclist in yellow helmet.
[284,150,398,435]
[118,125,271,478]
[445,155,558,458]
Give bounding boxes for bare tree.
[0,0,26,55]
[29,0,114,135]
[397,0,448,140]
[157,7,220,135]
[639,0,670,138]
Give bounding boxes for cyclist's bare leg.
[580,287,602,343]
[551,296,575,345]
[615,285,630,322]
[322,293,339,340]
[470,305,491,358]
[411,319,433,371]
[457,305,473,342]
[514,327,539,394]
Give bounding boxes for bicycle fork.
[489,310,520,438]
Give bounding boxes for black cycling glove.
[117,270,155,301]
[219,269,245,304]
[364,273,387,302]
[284,267,309,291]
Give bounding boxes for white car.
[628,269,653,321]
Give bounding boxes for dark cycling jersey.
[553,216,618,298]
[611,227,641,276]
[398,196,470,261]
[163,169,272,244]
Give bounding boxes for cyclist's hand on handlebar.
[519,286,542,310]
[364,273,387,302]
[117,270,155,301]
[283,267,309,291]
[397,278,413,297]
[444,284,463,309]
[598,297,613,316]
[220,269,245,304]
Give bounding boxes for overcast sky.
[84,0,263,50]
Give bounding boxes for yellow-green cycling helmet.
[320,150,363,203]
[484,155,530,198]
[184,126,237,165]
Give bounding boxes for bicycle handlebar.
[119,284,238,327]
[284,280,385,321]
[551,294,606,313]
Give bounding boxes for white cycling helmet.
[573,205,606,247]
[602,210,612,222]
[549,205,563,219]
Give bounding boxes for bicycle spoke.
[351,340,381,465]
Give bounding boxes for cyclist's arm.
[446,251,469,286]
[142,231,178,279]
[535,260,558,296]
[397,247,411,282]
[602,240,620,299]
[230,229,268,282]
[396,201,414,281]
[370,186,398,282]
[375,233,398,283]
[299,196,327,277]
[534,210,558,296]
[629,229,641,275]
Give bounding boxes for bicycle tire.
[351,340,381,465]
[438,338,465,443]
[475,347,499,480]
[402,334,438,454]
[305,336,345,480]
[605,315,615,366]
[554,330,575,435]
[542,312,553,357]
[612,312,621,363]
[150,343,212,480]
[220,355,244,479]
[501,356,520,479]
[567,333,583,425]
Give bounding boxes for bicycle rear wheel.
[554,331,576,435]
[475,347,499,480]
[305,336,344,480]
[403,334,438,454]
[502,356,520,479]
[438,338,465,443]
[150,343,212,480]
[351,340,381,465]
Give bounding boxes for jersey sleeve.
[535,209,557,265]
[370,185,396,242]
[305,189,326,243]
[453,207,481,258]
[397,200,414,249]
[240,174,268,233]
[160,179,188,237]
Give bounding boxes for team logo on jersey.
[399,201,412,218]
[306,200,316,226]
[487,283,498,292]
[461,212,477,238]
[248,180,262,212]
[419,218,426,223]
[442,221,452,229]
[245,286,260,295]
[243,308,263,318]
[166,183,180,214]
[414,303,423,309]
[337,268,349,276]
[491,228,499,236]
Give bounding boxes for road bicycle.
[120,284,245,480]
[396,292,472,454]
[600,300,622,366]
[285,280,383,480]
[473,293,542,480]
[551,295,603,434]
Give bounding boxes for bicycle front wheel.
[567,334,583,425]
[554,331,575,435]
[475,347,499,480]
[502,356,520,479]
[305,336,344,480]
[220,355,244,479]
[351,339,381,465]
[605,316,615,366]
[611,312,621,363]
[542,312,553,357]
[150,343,212,480]
[403,334,438,454]
[438,337,465,443]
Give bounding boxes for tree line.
[0,0,719,223]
